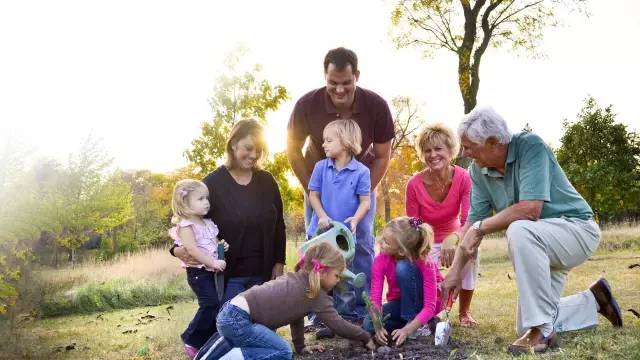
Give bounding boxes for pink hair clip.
[179,188,188,197]
[296,255,328,273]
[311,258,328,273]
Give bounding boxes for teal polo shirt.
[468,132,593,222]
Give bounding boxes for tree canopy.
[391,0,587,113]
[185,49,289,175]
[556,96,640,218]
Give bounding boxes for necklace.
[426,166,452,194]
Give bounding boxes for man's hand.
[301,344,325,354]
[173,246,200,266]
[318,216,332,230]
[460,228,483,257]
[271,263,284,280]
[344,216,359,233]
[441,267,462,305]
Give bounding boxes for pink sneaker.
[183,344,199,359]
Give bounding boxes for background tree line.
[2,61,639,319]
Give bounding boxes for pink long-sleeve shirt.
[405,166,471,244]
[370,253,443,325]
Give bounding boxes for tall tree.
[380,96,423,222]
[556,96,640,218]
[51,136,133,266]
[185,48,289,175]
[391,0,587,113]
[0,143,38,314]
[118,170,173,249]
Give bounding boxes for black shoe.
[194,332,233,360]
[589,278,623,327]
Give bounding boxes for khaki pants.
[506,218,601,336]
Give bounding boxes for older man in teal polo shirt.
[442,107,623,355]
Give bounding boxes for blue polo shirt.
[468,132,593,222]
[307,157,371,238]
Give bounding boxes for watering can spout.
[298,221,367,288]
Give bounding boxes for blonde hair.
[324,119,362,156]
[415,123,460,163]
[384,216,434,262]
[171,179,208,224]
[298,243,346,299]
[225,119,268,169]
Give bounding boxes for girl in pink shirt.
[363,216,443,346]
[168,179,228,358]
[406,123,478,327]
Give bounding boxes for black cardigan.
[202,166,286,281]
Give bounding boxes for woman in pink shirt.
[405,123,479,327]
[363,216,443,346]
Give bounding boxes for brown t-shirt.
[242,270,371,353]
[287,86,395,173]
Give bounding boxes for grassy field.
[5,226,640,359]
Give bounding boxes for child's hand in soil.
[391,326,412,346]
[364,339,376,351]
[374,328,389,345]
[301,344,325,354]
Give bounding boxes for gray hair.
[457,106,511,144]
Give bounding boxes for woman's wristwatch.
[472,220,485,237]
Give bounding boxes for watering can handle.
[314,220,349,236]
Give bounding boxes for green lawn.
[8,231,640,359]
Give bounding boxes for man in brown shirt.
[286,47,395,325]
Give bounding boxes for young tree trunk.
[381,176,392,223]
[53,241,58,268]
[458,49,477,114]
[112,230,118,255]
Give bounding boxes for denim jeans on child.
[222,276,264,303]
[363,260,423,334]
[217,301,293,360]
[182,267,221,348]
[304,192,376,322]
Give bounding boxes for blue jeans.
[223,276,264,303]
[182,267,220,348]
[304,191,376,322]
[217,302,292,360]
[363,260,423,334]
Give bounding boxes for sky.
[1,0,639,173]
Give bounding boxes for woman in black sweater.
[174,119,286,300]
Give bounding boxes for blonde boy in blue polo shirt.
[308,119,371,329]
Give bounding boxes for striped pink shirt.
[405,166,471,243]
[370,254,443,324]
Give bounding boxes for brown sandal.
[459,312,479,327]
